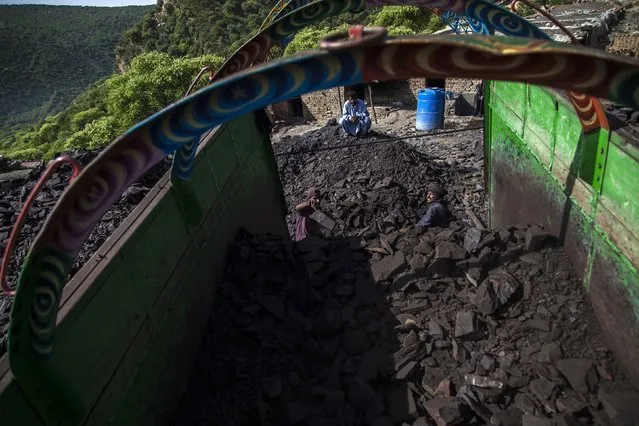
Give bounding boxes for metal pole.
[337,87,342,115]
[368,84,378,124]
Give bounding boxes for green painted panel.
[108,198,238,426]
[610,132,639,162]
[229,114,256,162]
[149,237,201,327]
[492,82,526,119]
[0,380,44,426]
[601,143,639,237]
[53,256,144,416]
[206,129,240,191]
[526,86,556,142]
[554,102,583,171]
[0,114,288,426]
[190,155,220,213]
[83,320,154,426]
[121,192,191,314]
[523,86,555,168]
[490,89,524,138]
[198,123,227,158]
[487,80,639,383]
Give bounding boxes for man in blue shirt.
[339,91,372,137]
[417,183,451,228]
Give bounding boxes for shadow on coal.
[170,229,420,426]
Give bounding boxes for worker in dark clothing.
[417,183,451,228]
[295,187,322,241]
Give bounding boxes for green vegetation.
[2,52,223,160]
[0,5,154,139]
[284,6,443,55]
[1,1,447,160]
[116,0,279,65]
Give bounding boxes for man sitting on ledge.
[339,91,372,137]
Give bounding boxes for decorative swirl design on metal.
[268,0,314,50]
[465,15,490,34]
[215,33,275,80]
[268,0,367,40]
[8,36,639,419]
[260,0,311,32]
[13,249,73,358]
[233,0,609,137]
[214,0,550,82]
[169,0,551,181]
[171,137,198,180]
[436,0,608,133]
[464,0,544,38]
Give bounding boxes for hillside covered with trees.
[0,4,154,139]
[115,0,280,67]
[1,1,445,160]
[114,0,442,66]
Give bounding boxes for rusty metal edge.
[0,125,222,394]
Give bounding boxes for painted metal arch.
[217,0,608,133]
[213,0,549,81]
[171,0,608,182]
[173,0,609,175]
[8,33,639,424]
[168,0,551,183]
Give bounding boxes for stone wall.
[302,88,342,122]
[298,78,482,122]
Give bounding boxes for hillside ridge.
[0,4,154,139]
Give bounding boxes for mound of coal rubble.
[172,227,639,426]
[273,124,487,240]
[0,151,171,355]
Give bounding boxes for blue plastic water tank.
[416,88,445,131]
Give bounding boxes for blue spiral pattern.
[267,0,367,40]
[464,0,550,39]
[10,248,72,358]
[171,138,199,181]
[464,15,490,34]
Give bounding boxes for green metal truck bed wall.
[486,81,639,384]
[0,113,288,426]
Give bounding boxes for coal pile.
[0,151,171,355]
[605,104,639,126]
[173,226,639,426]
[274,124,486,240]
[0,155,23,173]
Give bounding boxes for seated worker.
[295,187,322,241]
[417,183,451,228]
[339,91,372,137]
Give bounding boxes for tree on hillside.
[284,6,444,55]
[0,5,154,139]
[368,6,443,35]
[116,0,279,68]
[2,52,224,160]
